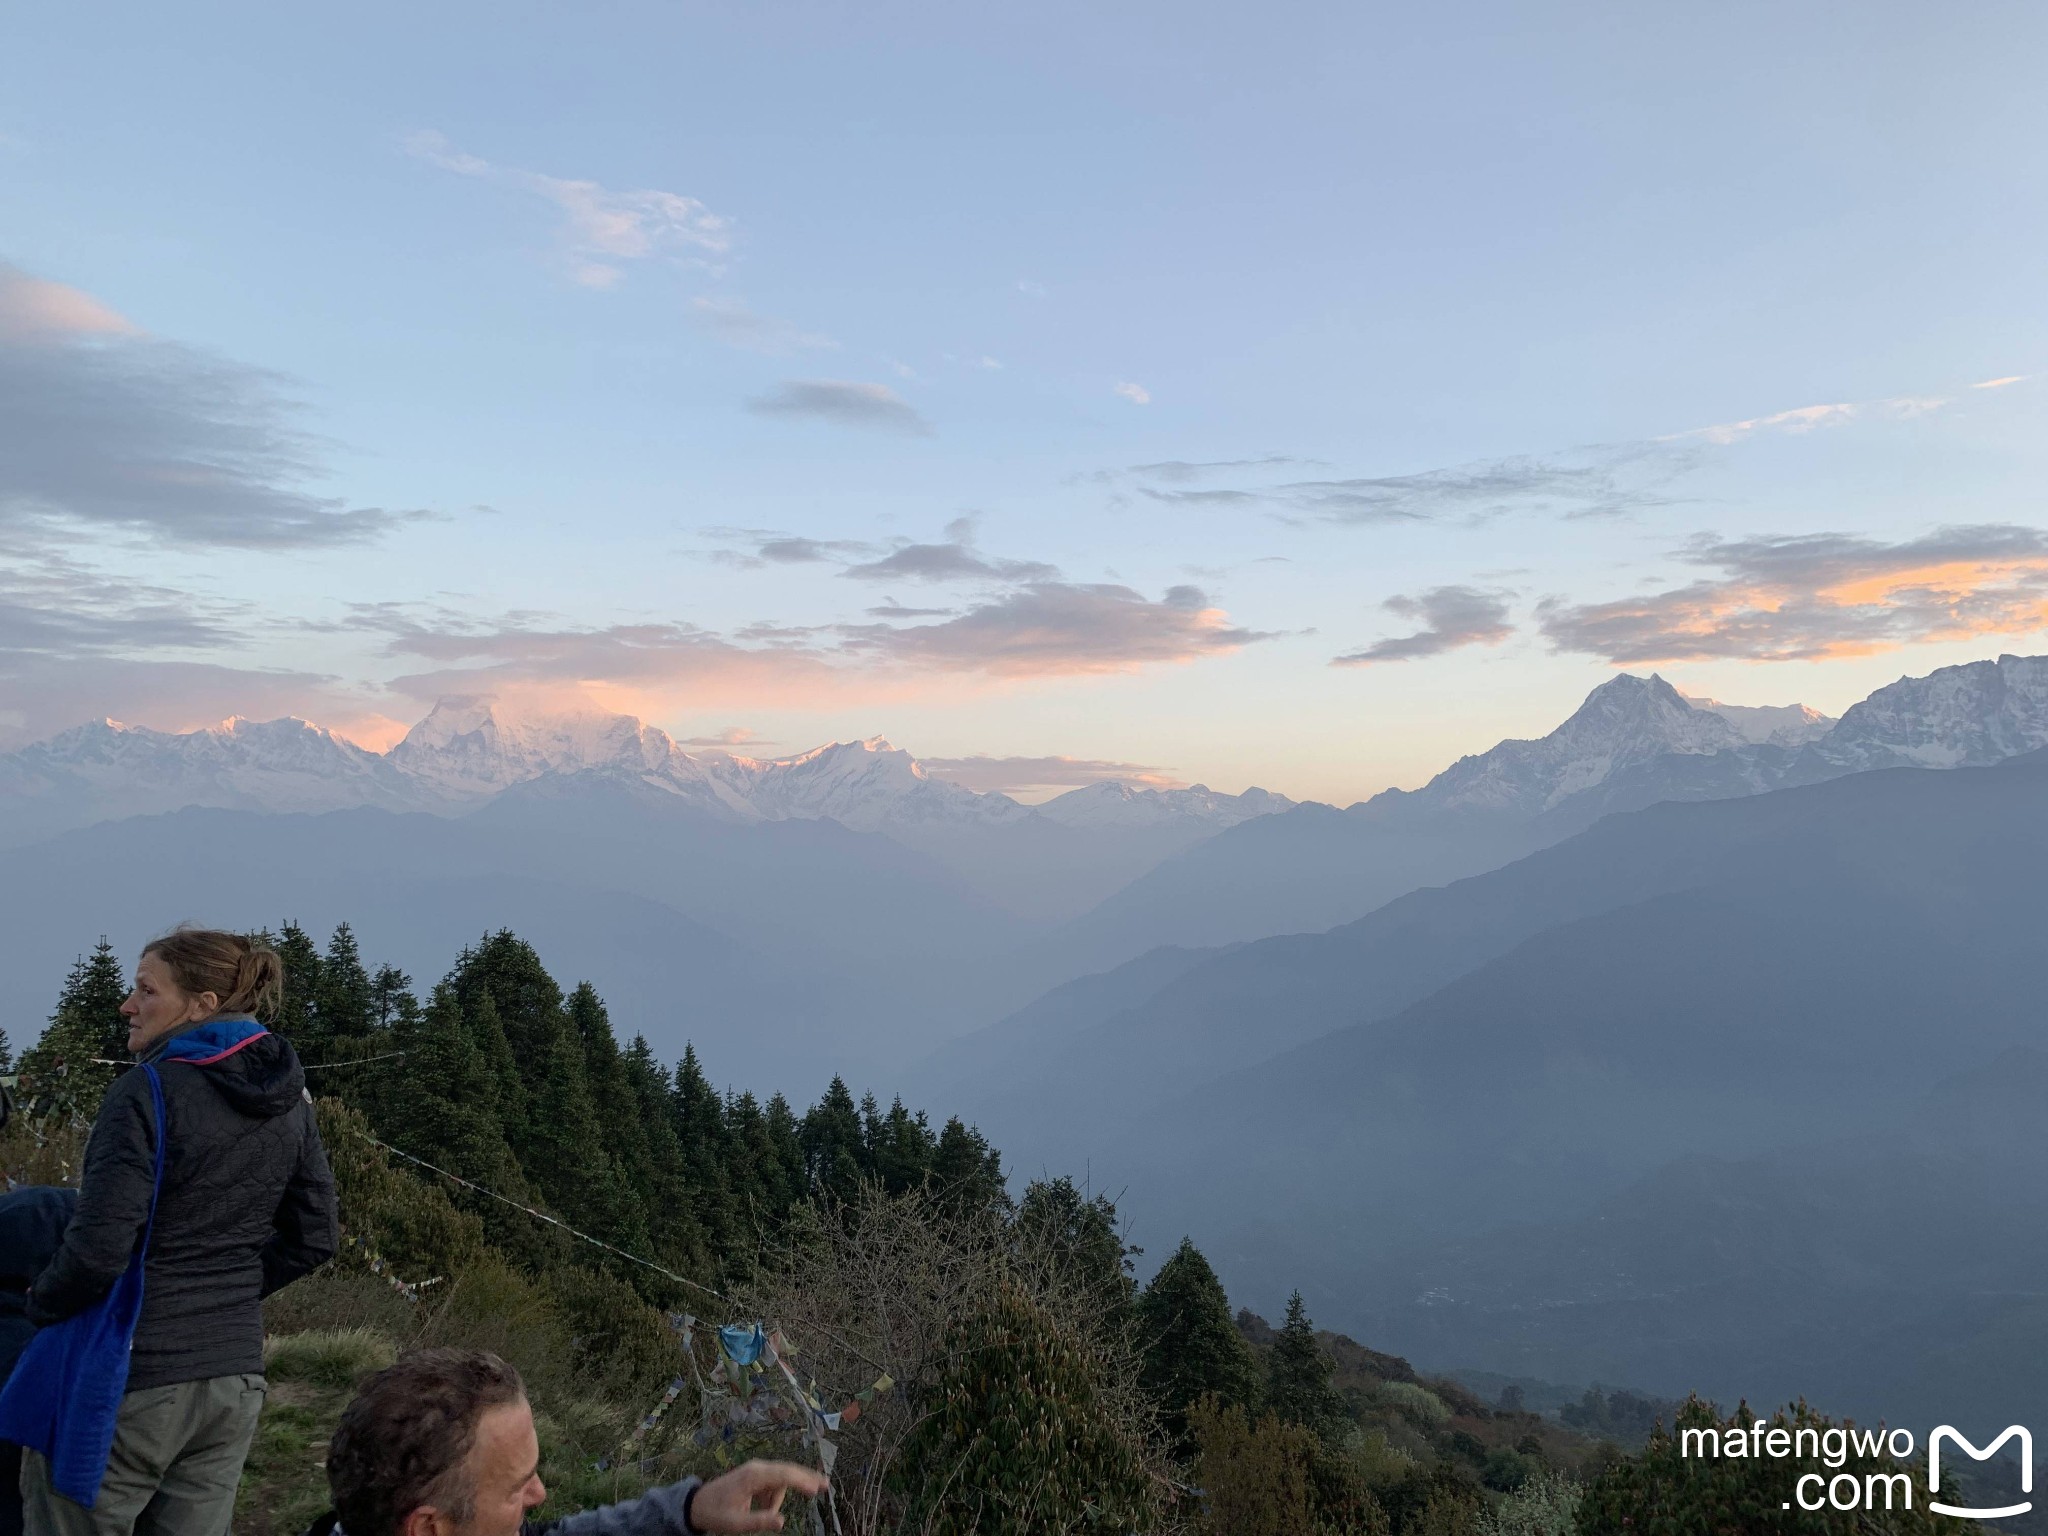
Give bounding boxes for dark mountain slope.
[1081,755,2048,1372]
[955,753,2048,1174]
[1334,1046,2048,1431]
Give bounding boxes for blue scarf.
[154,1015,269,1067]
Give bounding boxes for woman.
[13,929,338,1536]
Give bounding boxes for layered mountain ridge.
[0,698,1296,848]
[1036,654,2048,975]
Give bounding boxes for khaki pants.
[20,1375,267,1536]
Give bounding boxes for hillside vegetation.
[0,925,1987,1534]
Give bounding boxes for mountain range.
[932,748,2048,1428]
[5,650,2048,1426]
[1030,652,2048,979]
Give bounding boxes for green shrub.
[896,1277,1158,1536]
[1377,1380,1451,1430]
[1474,1469,1580,1536]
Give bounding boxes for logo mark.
[1929,1425,2032,1520]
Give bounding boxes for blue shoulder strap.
[137,1064,167,1257]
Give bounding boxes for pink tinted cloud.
[1540,524,2048,664]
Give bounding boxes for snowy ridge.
[1678,693,1837,748]
[1811,654,2048,770]
[5,654,2045,849]
[1034,781,1296,829]
[715,737,1033,832]
[0,716,413,821]
[1407,674,1752,816]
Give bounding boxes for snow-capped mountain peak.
[1035,781,1297,829]
[1413,673,1751,815]
[720,736,1030,830]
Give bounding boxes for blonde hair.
[140,927,284,1020]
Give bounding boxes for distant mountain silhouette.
[947,752,2048,1425]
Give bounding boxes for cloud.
[407,130,730,288]
[676,725,776,749]
[746,379,933,435]
[0,551,245,657]
[0,654,381,750]
[1664,393,1946,447]
[1115,443,1690,523]
[375,580,1267,703]
[0,263,419,548]
[1136,486,1263,507]
[704,529,877,569]
[378,616,843,706]
[1016,279,1048,298]
[1332,586,1516,666]
[838,581,1269,676]
[689,296,834,355]
[0,550,386,747]
[0,269,137,343]
[1107,385,1976,528]
[864,599,955,619]
[840,521,1059,585]
[1114,382,1151,405]
[1127,457,1303,484]
[920,754,1185,795]
[1973,375,2029,390]
[1276,446,1686,524]
[1539,523,2048,664]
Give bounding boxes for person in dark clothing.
[1,1186,80,1536]
[17,928,339,1536]
[305,1350,826,1536]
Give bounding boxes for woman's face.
[121,953,217,1054]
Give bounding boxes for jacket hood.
[150,1016,307,1118]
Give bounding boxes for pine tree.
[271,921,325,1051]
[759,1093,808,1219]
[372,980,557,1272]
[1266,1292,1347,1444]
[897,1278,1156,1535]
[0,1025,12,1074]
[314,922,378,1048]
[621,1035,710,1277]
[567,984,659,1247]
[864,1096,935,1194]
[1139,1237,1264,1447]
[929,1116,1010,1218]
[20,939,131,1118]
[447,938,637,1251]
[672,1045,741,1260]
[798,1076,865,1205]
[371,964,417,1030]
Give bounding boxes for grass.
[263,1328,398,1392]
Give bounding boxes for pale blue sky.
[4,0,2045,802]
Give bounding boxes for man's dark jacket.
[0,1186,77,1382]
[26,1018,338,1391]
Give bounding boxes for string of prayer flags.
[341,1232,443,1303]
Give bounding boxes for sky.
[4,0,2047,806]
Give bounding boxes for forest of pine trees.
[0,926,1966,1536]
